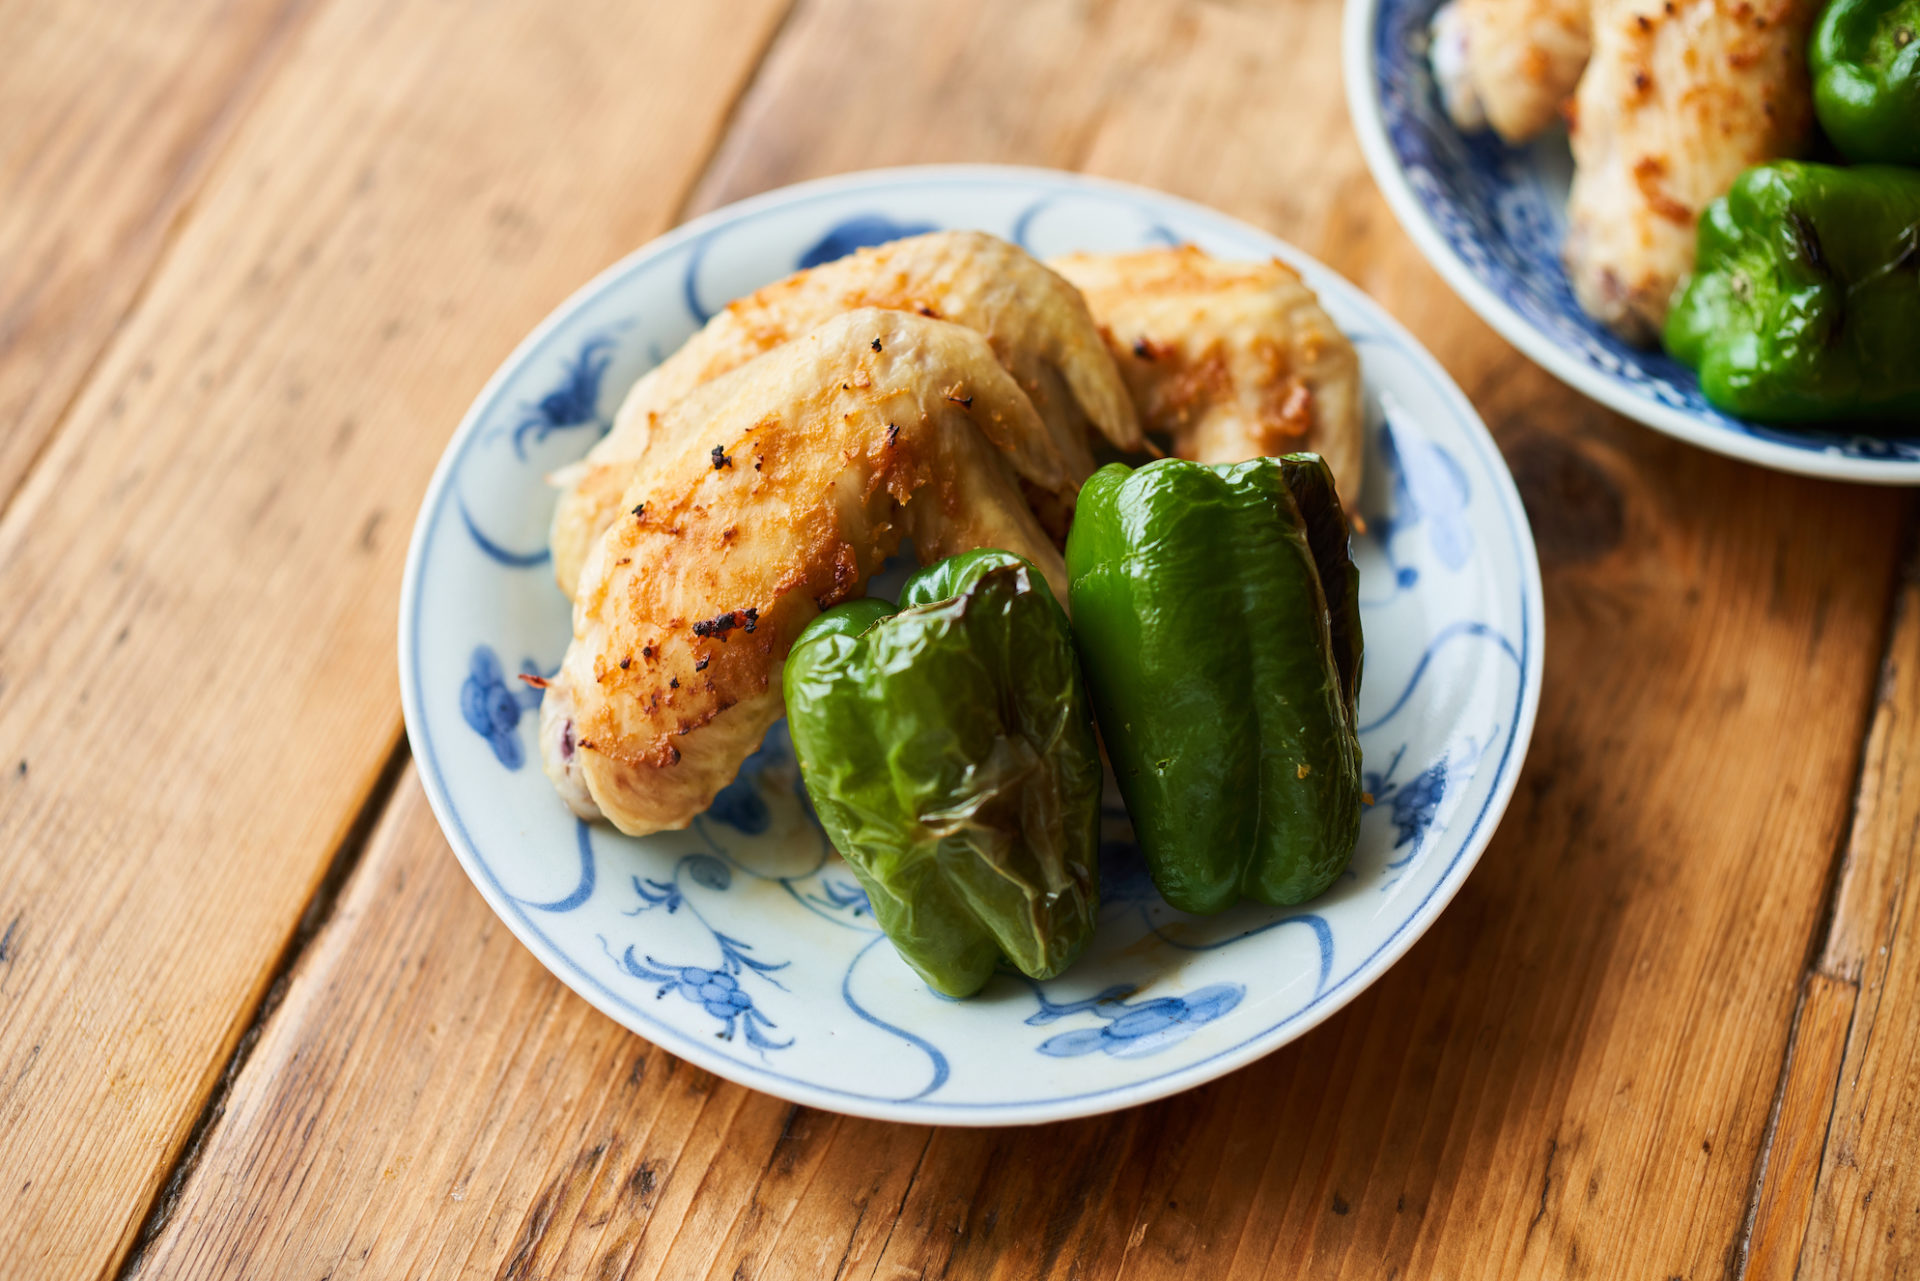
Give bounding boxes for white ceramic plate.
[1344,0,1920,482]
[399,166,1544,1125]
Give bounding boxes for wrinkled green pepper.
[783,550,1102,998]
[1665,162,1920,424]
[1811,0,1920,165]
[1065,456,1363,915]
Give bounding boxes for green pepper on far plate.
[1665,161,1920,424]
[1811,0,1920,166]
[783,550,1102,999]
[1066,455,1364,916]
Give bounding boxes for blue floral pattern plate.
[1343,0,1920,482]
[399,166,1544,1125]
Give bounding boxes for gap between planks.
[96,4,802,1271]
[666,0,812,227]
[22,0,802,1275]
[1735,505,1920,1281]
[115,737,412,1280]
[82,3,1919,1275]
[74,2,802,1275]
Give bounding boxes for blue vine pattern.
[842,936,952,1099]
[456,362,1494,1074]
[514,821,597,913]
[459,328,622,565]
[1371,0,1920,462]
[605,939,793,1052]
[606,849,794,1053]
[434,192,1535,1101]
[1010,196,1181,255]
[1096,804,1338,994]
[1373,402,1472,581]
[458,492,550,568]
[1358,620,1520,735]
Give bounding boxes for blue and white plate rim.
[398,164,1546,1124]
[1341,0,1920,485]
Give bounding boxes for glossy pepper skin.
[1665,162,1920,424]
[1811,0,1920,165]
[783,550,1102,998]
[1066,456,1363,915]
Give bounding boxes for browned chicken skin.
[1050,247,1365,509]
[1564,0,1814,341]
[548,230,1139,600]
[540,309,1080,836]
[1431,0,1592,142]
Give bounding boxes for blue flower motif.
[460,645,543,769]
[509,335,614,458]
[674,965,754,1019]
[796,214,939,270]
[1386,761,1448,851]
[610,937,793,1051]
[1365,736,1487,871]
[1029,983,1244,1059]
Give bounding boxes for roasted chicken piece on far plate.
[1564,0,1815,343]
[1050,247,1365,511]
[1430,0,1592,142]
[540,308,1079,836]
[548,230,1140,600]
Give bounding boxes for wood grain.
[1785,547,1920,1279]
[0,2,788,1276]
[131,774,939,1281]
[686,0,1178,213]
[131,0,1915,1277]
[1743,974,1856,1281]
[0,0,315,510]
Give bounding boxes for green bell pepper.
[1811,0,1920,165]
[1065,455,1363,916]
[1665,161,1920,424]
[783,550,1102,998]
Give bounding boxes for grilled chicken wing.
[1430,0,1591,142]
[541,309,1075,836]
[1049,247,1365,510]
[1564,0,1814,342]
[549,230,1139,599]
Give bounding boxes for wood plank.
[1743,974,1856,1281]
[136,0,1909,1276]
[0,2,789,1276]
[131,773,939,1280]
[0,0,315,509]
[684,0,1175,213]
[1788,551,1920,1278]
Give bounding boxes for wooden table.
[4,1,1917,1276]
